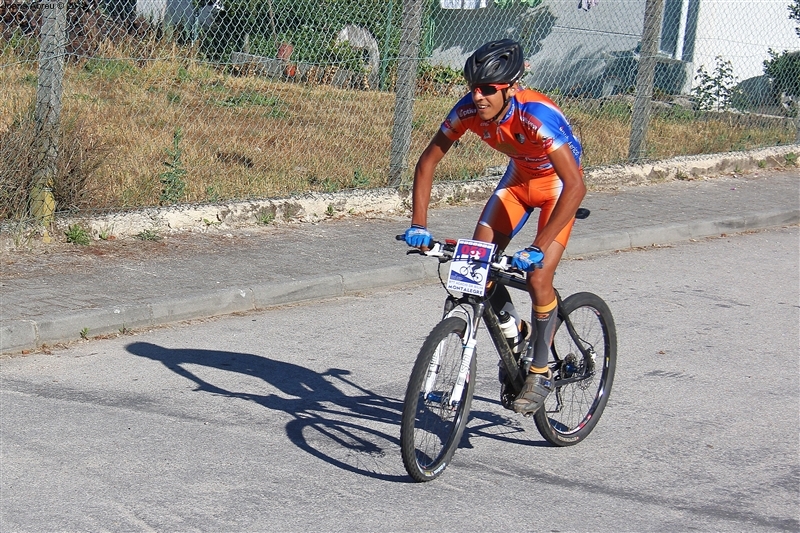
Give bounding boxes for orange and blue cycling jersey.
[440,89,583,246]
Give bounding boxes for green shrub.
[764,49,800,115]
[65,224,91,245]
[159,128,187,206]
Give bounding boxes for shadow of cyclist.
[125,341,406,480]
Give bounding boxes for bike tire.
[400,316,476,482]
[533,292,617,446]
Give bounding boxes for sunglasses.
[471,83,510,97]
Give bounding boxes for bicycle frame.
[439,266,597,403]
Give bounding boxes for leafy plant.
[785,152,798,166]
[350,169,370,188]
[82,58,137,80]
[80,327,89,340]
[206,185,221,202]
[257,211,275,225]
[159,128,187,206]
[136,229,161,241]
[65,224,91,245]
[764,50,800,116]
[692,56,739,111]
[98,226,114,240]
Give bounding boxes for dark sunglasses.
[471,83,510,97]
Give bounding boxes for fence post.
[388,0,425,187]
[628,0,664,162]
[30,1,66,242]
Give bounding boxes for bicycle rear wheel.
[534,292,616,446]
[400,316,476,482]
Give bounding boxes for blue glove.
[511,246,544,271]
[404,224,433,248]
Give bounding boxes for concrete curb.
[51,144,799,241]
[2,205,797,355]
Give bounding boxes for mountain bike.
[397,210,617,482]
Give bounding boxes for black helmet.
[463,39,525,87]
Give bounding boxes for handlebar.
[395,235,529,273]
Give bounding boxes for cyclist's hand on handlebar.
[403,224,433,249]
[511,246,544,272]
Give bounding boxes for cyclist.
[403,39,586,415]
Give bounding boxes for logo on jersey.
[520,114,540,133]
[542,137,554,150]
[443,119,453,131]
[483,130,491,139]
[514,133,525,144]
[457,107,477,119]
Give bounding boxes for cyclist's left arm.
[531,144,586,251]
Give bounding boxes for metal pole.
[380,0,395,91]
[388,0,424,187]
[628,0,664,162]
[31,1,66,242]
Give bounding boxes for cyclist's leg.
[527,181,576,369]
[513,178,577,414]
[473,162,532,323]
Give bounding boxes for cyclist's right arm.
[411,130,455,229]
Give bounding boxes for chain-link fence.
[1,0,798,222]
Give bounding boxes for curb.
[52,145,799,240]
[2,206,797,355]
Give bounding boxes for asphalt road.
[1,226,798,532]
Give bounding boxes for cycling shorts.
[477,162,577,248]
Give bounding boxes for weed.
[214,92,282,108]
[257,211,275,225]
[326,203,335,217]
[119,324,129,334]
[317,178,338,193]
[176,66,191,83]
[202,218,219,226]
[205,185,221,203]
[80,327,89,340]
[98,226,114,240]
[675,170,689,180]
[785,152,798,166]
[446,191,466,205]
[82,58,137,80]
[159,127,187,206]
[350,169,370,188]
[166,91,181,104]
[757,159,767,168]
[65,224,91,245]
[136,228,161,241]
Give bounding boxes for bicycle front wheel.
[534,292,617,446]
[400,316,476,482]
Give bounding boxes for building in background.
[428,0,798,97]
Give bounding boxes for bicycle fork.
[423,299,482,409]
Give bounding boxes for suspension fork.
[444,297,482,407]
[423,296,480,403]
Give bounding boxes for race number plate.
[446,239,496,296]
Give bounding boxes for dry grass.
[0,52,796,220]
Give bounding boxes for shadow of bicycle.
[125,342,546,482]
